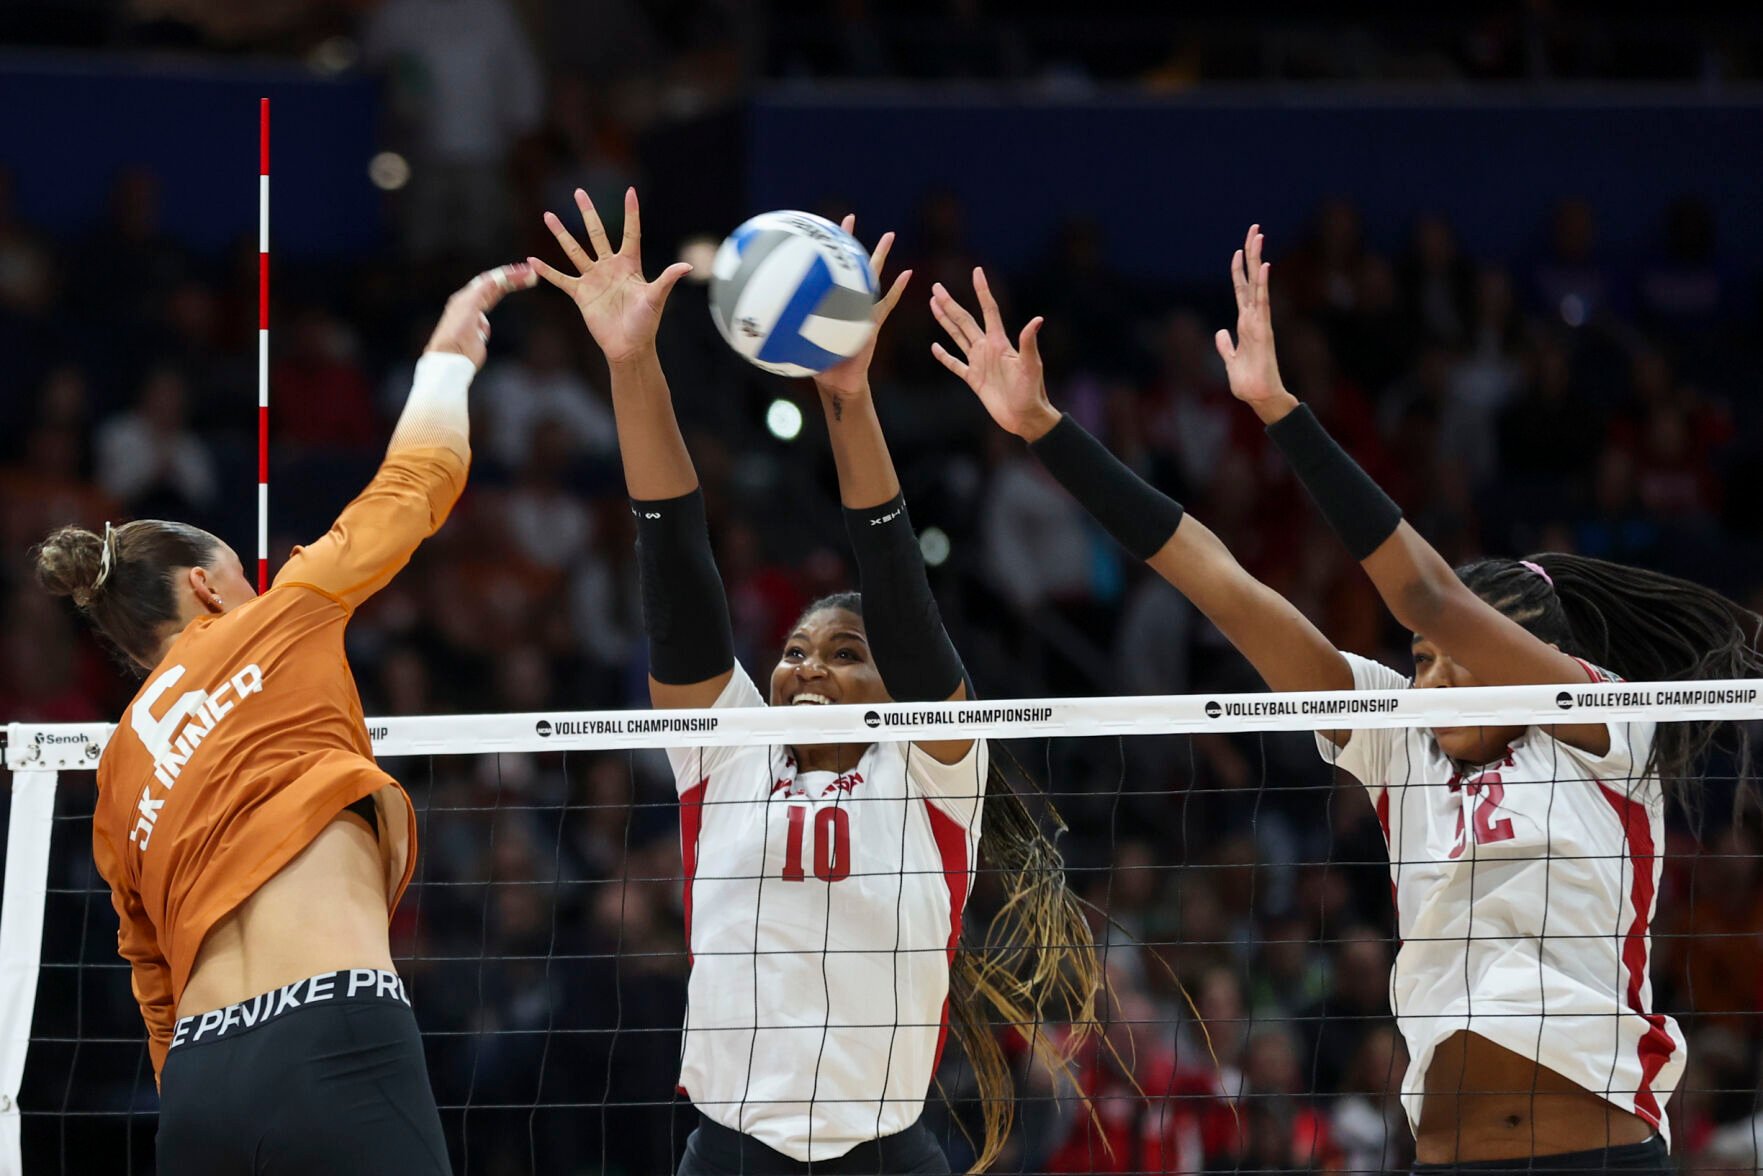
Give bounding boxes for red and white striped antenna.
[257,97,270,593]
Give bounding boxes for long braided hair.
[797,593,1102,1172]
[1455,553,1763,818]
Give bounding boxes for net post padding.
[0,758,61,1176]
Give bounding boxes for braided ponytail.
[1457,553,1763,819]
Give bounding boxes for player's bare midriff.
[1416,1030,1655,1163]
[178,808,393,1019]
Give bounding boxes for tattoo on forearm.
[832,395,844,422]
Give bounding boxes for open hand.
[813,215,912,403]
[530,187,692,366]
[424,262,539,368]
[929,268,1059,442]
[1214,224,1292,414]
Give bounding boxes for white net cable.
[4,680,1763,1174]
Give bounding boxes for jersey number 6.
[782,805,851,883]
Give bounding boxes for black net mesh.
[11,722,1763,1174]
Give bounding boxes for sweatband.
[843,495,967,704]
[1265,403,1402,560]
[1028,414,1185,560]
[632,490,736,685]
[390,352,476,458]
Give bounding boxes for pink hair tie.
[1519,559,1553,587]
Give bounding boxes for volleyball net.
[6,682,1763,1174]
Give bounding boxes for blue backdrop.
[0,53,382,257]
[748,91,1763,282]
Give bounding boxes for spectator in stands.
[363,0,544,261]
[478,317,617,472]
[94,364,218,518]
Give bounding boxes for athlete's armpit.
[273,446,467,612]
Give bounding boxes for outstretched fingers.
[929,283,982,354]
[574,188,615,259]
[543,211,594,275]
[620,187,643,259]
[1214,327,1238,363]
[1230,248,1250,311]
[650,261,694,304]
[1017,316,1045,366]
[527,255,575,292]
[930,341,970,381]
[874,268,912,327]
[972,267,1005,339]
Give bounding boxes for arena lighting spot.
[308,36,359,75]
[368,152,411,191]
[765,398,804,441]
[919,526,951,567]
[1560,293,1587,327]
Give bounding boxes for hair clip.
[1519,559,1553,588]
[94,521,116,591]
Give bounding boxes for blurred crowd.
[6,3,1763,1174]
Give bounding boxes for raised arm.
[274,264,535,610]
[1218,226,1608,749]
[929,269,1353,705]
[531,188,734,710]
[815,218,972,764]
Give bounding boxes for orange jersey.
[92,444,466,1078]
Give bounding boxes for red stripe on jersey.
[923,799,971,1076]
[1596,781,1674,1128]
[1568,656,1606,683]
[679,778,708,966]
[1374,790,1398,912]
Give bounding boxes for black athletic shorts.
[157,968,450,1175]
[677,1113,950,1175]
[1412,1134,1670,1175]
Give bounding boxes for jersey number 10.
[782,805,851,883]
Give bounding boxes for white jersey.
[1317,653,1685,1143]
[666,665,987,1162]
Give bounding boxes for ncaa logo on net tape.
[1556,691,1575,710]
[535,719,553,738]
[1205,700,1223,719]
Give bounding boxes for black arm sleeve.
[632,490,736,686]
[1265,403,1403,560]
[843,495,967,703]
[1028,413,1186,560]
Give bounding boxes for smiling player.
[532,188,1100,1174]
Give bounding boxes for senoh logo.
[1204,701,1222,719]
[863,711,882,729]
[535,720,553,738]
[1556,692,1574,711]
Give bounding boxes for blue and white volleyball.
[709,212,877,377]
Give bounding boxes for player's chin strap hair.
[842,494,965,702]
[631,489,736,685]
[1028,414,1185,559]
[1264,403,1403,558]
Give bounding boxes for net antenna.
[257,96,270,594]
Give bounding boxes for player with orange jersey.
[32,262,536,1174]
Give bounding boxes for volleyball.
[709,211,878,376]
